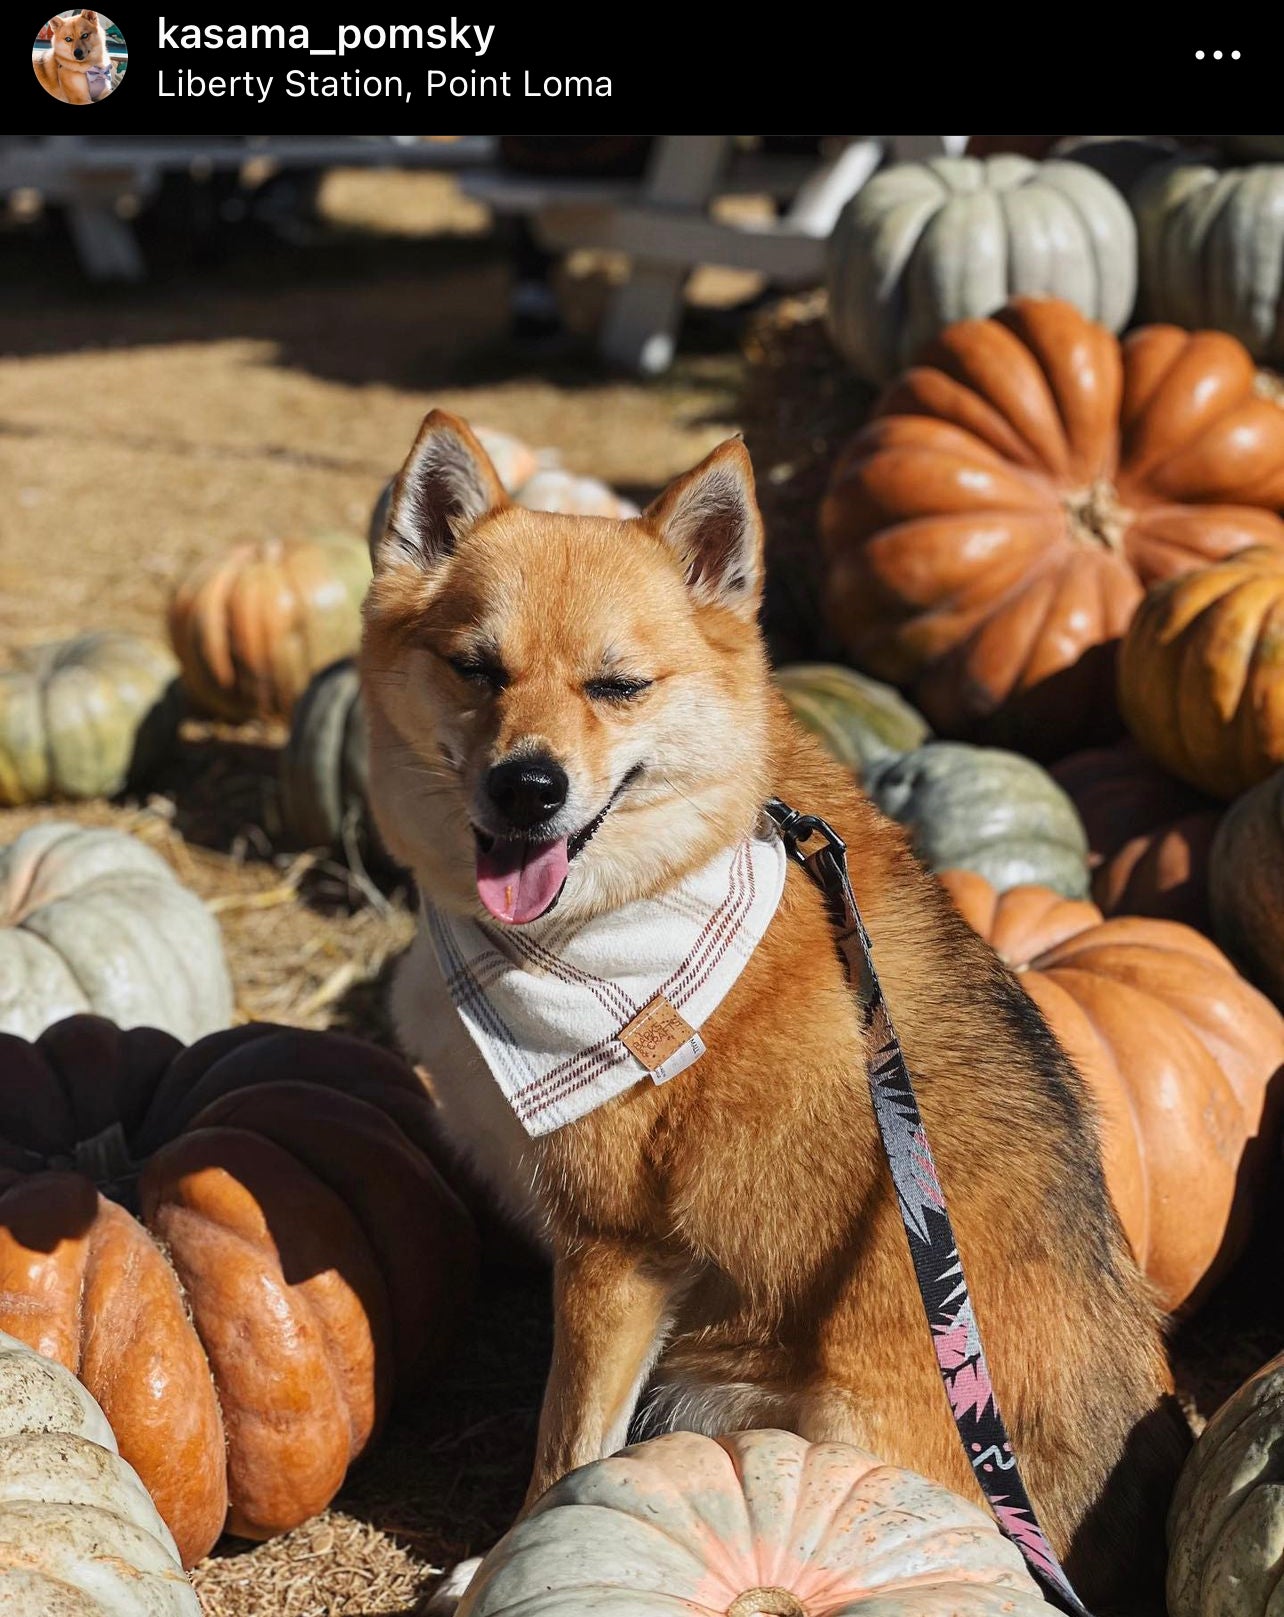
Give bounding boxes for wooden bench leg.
[599,136,732,375]
[65,201,145,281]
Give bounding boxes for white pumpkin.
[0,823,232,1043]
[369,447,638,560]
[1134,158,1284,359]
[458,1429,1049,1617]
[0,1329,200,1616]
[827,153,1136,383]
[1167,1349,1284,1617]
[515,468,640,519]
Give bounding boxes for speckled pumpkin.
[821,299,1284,755]
[168,532,371,722]
[458,1429,1049,1617]
[279,658,373,854]
[0,1016,478,1566]
[0,632,181,808]
[1119,547,1284,800]
[775,663,932,780]
[864,740,1090,897]
[1166,1348,1284,1617]
[0,1328,200,1615]
[0,822,232,1044]
[941,870,1284,1311]
[1209,767,1284,1010]
[1052,740,1220,929]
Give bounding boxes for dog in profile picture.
[34,9,125,103]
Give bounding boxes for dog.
[362,411,1188,1614]
[34,10,115,104]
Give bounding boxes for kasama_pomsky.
[361,410,1188,1614]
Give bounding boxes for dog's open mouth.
[472,766,641,926]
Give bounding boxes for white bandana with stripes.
[424,825,787,1136]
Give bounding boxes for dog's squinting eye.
[446,652,508,693]
[584,676,653,704]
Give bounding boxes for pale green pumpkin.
[775,662,931,779]
[0,823,232,1043]
[827,154,1136,383]
[1134,157,1284,360]
[0,632,180,807]
[865,741,1092,897]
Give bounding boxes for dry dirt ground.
[0,168,1279,1615]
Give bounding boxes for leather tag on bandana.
[618,995,706,1086]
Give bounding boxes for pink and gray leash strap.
[764,798,1093,1617]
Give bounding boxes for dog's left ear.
[644,438,763,616]
[80,9,99,20]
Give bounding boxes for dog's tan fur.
[34,9,112,104]
[363,411,1187,1613]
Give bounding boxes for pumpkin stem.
[1063,479,1131,553]
[726,1590,808,1617]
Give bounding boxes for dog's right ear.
[376,409,508,573]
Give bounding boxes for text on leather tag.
[619,994,700,1073]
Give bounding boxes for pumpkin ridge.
[147,1126,390,1464]
[1013,557,1091,687]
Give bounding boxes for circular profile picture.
[33,9,126,104]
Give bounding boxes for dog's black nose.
[73,47,85,57]
[486,756,568,830]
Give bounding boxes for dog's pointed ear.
[81,9,99,20]
[644,438,764,615]
[377,409,508,573]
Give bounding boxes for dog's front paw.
[424,1556,484,1614]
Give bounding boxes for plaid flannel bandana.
[424,825,787,1136]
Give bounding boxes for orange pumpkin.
[1051,741,1220,929]
[1118,547,1284,799]
[940,870,1284,1313]
[0,1016,477,1566]
[168,533,371,721]
[821,298,1284,755]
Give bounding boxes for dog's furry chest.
[392,921,548,1241]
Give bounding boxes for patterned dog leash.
[764,798,1093,1617]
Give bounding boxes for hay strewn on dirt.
[0,168,1278,1615]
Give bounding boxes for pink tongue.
[476,837,570,925]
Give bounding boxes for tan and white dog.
[362,410,1188,1614]
[34,10,115,104]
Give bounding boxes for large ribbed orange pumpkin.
[1119,547,1284,799]
[0,1016,477,1566]
[168,533,371,721]
[940,871,1284,1313]
[1051,740,1220,929]
[821,298,1284,755]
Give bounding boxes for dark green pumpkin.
[0,633,181,807]
[1208,767,1284,1010]
[865,741,1091,897]
[775,663,931,780]
[279,659,372,855]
